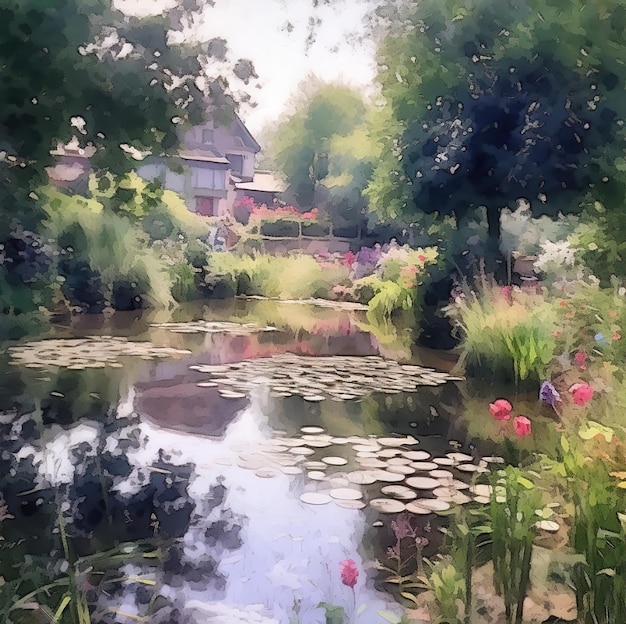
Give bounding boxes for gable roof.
[232,113,261,153]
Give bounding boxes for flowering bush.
[248,201,319,224]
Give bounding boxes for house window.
[192,167,226,190]
[195,197,215,216]
[226,153,244,176]
[202,129,214,143]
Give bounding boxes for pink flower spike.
[489,399,513,421]
[340,559,359,588]
[514,416,532,437]
[569,383,594,406]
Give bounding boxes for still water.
[0,299,507,624]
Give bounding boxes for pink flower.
[418,254,427,262]
[513,416,532,437]
[340,559,359,588]
[569,383,594,406]
[489,399,512,421]
[613,333,621,340]
[574,350,588,369]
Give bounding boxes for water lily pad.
[322,456,349,466]
[347,471,378,485]
[432,457,455,466]
[386,465,416,476]
[301,426,325,434]
[330,488,363,501]
[470,484,493,497]
[255,469,278,478]
[369,498,406,513]
[432,487,472,504]
[357,458,388,468]
[289,447,315,456]
[300,492,332,505]
[403,451,431,461]
[447,452,474,463]
[280,466,302,475]
[303,395,325,402]
[386,457,411,465]
[406,476,440,490]
[335,500,366,510]
[413,498,451,512]
[380,485,418,500]
[370,470,406,483]
[409,462,439,471]
[429,470,454,479]
[378,448,403,458]
[303,461,328,470]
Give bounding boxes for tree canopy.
[0,0,249,232]
[267,81,376,228]
[367,0,626,249]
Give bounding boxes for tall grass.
[206,252,350,300]
[448,285,558,383]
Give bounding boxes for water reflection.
[0,299,491,623]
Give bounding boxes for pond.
[0,299,517,624]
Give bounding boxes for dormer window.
[202,129,214,144]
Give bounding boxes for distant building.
[48,114,285,220]
[137,114,285,218]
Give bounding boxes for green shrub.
[259,220,299,238]
[449,287,557,383]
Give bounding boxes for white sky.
[115,0,379,137]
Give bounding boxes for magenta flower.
[514,416,532,437]
[489,399,513,421]
[340,559,359,588]
[570,383,594,406]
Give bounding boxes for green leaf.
[400,591,421,606]
[579,421,614,443]
[54,595,72,622]
[516,476,535,489]
[318,602,346,624]
[377,610,402,624]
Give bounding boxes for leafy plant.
[489,466,543,624]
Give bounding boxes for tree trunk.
[485,204,506,282]
[486,204,501,247]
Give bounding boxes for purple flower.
[391,513,415,540]
[539,381,561,409]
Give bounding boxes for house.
[47,113,285,222]
[137,114,284,218]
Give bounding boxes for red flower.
[613,333,621,340]
[418,254,427,262]
[340,559,359,588]
[569,383,594,406]
[489,399,512,421]
[514,416,532,437]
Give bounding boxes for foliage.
[449,284,558,383]
[489,466,543,624]
[561,433,626,624]
[369,0,626,252]
[267,80,376,228]
[422,557,465,624]
[41,185,174,311]
[205,252,349,300]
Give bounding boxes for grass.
[448,284,558,384]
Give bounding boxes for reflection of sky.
[127,388,401,624]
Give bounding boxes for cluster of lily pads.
[150,321,278,335]
[230,426,514,517]
[191,354,463,402]
[8,337,192,369]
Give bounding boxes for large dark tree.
[368,0,626,255]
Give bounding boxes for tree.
[267,80,376,230]
[367,0,626,257]
[0,0,249,314]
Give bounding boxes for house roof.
[235,171,286,193]
[232,113,261,153]
[179,149,231,165]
